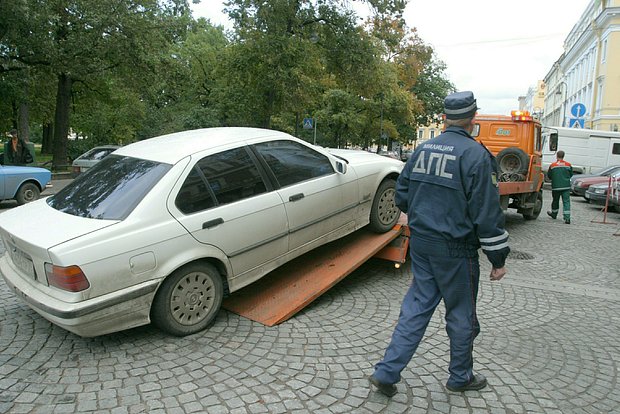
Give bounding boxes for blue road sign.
[569,118,584,128]
[571,103,586,118]
[303,118,313,129]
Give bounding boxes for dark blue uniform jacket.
[395,126,510,268]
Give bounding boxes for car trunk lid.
[0,198,118,252]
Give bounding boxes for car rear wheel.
[151,262,224,336]
[16,182,40,205]
[369,179,400,233]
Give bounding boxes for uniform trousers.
[550,189,571,221]
[373,242,481,388]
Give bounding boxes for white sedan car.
[0,128,403,337]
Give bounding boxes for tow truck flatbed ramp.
[222,218,409,326]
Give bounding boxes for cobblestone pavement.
[1,189,619,414]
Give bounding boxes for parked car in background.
[0,127,403,337]
[71,145,120,177]
[400,149,413,161]
[584,171,620,212]
[612,178,620,211]
[0,165,51,205]
[378,150,400,160]
[570,165,620,197]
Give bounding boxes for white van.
[542,127,620,175]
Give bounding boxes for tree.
[1,0,191,168]
[411,57,455,126]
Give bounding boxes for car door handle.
[202,218,224,229]
[289,193,304,202]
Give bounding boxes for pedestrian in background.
[5,129,33,165]
[369,91,510,397]
[546,150,573,224]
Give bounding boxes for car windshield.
[48,155,171,220]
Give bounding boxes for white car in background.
[0,128,403,337]
[71,145,120,177]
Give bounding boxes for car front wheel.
[16,182,40,205]
[369,178,400,233]
[151,262,224,336]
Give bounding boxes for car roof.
[115,127,293,164]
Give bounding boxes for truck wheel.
[523,191,543,220]
[369,179,400,233]
[16,182,40,205]
[496,148,529,177]
[151,262,224,336]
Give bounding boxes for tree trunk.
[52,73,72,170]
[18,102,30,142]
[42,123,53,154]
[295,112,299,137]
[263,88,275,128]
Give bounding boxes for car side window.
[253,140,334,187]
[176,147,267,214]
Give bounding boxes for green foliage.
[66,138,96,162]
[1,0,454,153]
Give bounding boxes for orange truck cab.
[472,110,545,220]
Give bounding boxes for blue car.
[0,165,52,205]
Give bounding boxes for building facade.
[542,0,620,131]
[519,80,546,119]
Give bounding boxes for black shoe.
[547,211,556,219]
[564,218,570,224]
[369,375,397,397]
[446,374,488,392]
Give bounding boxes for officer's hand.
[490,267,506,281]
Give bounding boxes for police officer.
[370,91,510,396]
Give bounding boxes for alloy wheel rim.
[378,188,398,224]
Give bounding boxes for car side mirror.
[549,132,558,151]
[336,161,347,174]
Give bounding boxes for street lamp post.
[556,81,567,127]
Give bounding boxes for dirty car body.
[0,128,403,337]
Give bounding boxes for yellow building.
[542,0,620,131]
[415,122,443,147]
[519,80,546,119]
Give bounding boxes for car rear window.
[47,155,171,220]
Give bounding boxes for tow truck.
[473,110,544,219]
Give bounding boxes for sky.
[190,0,593,115]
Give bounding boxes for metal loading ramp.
[222,218,409,326]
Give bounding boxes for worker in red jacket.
[547,150,573,224]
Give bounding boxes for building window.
[601,38,607,63]
[430,130,436,139]
[418,129,424,140]
[596,81,604,114]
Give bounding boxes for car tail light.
[45,263,90,292]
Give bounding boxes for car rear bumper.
[584,192,609,206]
[0,255,159,337]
